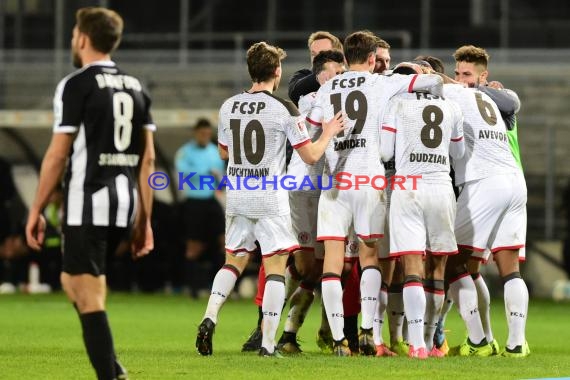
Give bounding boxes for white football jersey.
[311,71,426,186]
[286,92,325,196]
[381,91,464,183]
[444,84,520,185]
[218,90,310,217]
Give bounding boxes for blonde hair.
[307,31,343,51]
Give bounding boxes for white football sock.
[203,265,239,324]
[403,279,426,349]
[360,267,381,330]
[473,273,494,342]
[504,275,529,349]
[449,274,485,345]
[373,286,388,345]
[387,287,405,344]
[261,276,286,353]
[322,274,345,341]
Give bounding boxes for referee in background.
[26,7,156,379]
[175,118,226,297]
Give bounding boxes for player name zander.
[227,166,270,177]
[409,152,447,165]
[334,138,367,151]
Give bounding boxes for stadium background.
[0,0,569,296]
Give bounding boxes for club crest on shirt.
[298,231,310,244]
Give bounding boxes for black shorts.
[62,225,129,276]
[182,198,224,242]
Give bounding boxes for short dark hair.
[415,55,445,74]
[246,42,286,83]
[343,30,377,66]
[393,65,418,75]
[312,50,345,74]
[453,45,489,68]
[194,118,212,130]
[76,7,123,54]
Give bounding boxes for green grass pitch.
[1,293,569,379]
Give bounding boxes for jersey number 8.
[421,104,443,148]
[113,92,134,152]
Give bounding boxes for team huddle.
[195,29,529,360]
[24,6,527,379]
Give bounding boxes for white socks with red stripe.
[403,275,426,349]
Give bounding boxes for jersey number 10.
[229,119,266,165]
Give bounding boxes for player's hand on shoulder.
[322,111,346,137]
[487,80,504,89]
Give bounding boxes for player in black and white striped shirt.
[26,7,155,379]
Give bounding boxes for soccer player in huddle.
[380,62,465,358]
[443,45,529,357]
[310,30,444,356]
[26,7,156,379]
[277,49,346,353]
[288,31,344,107]
[195,41,345,357]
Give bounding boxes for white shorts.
[390,182,458,256]
[225,214,300,257]
[290,192,324,259]
[455,172,527,258]
[317,187,386,243]
[472,235,527,263]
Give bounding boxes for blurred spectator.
[0,157,30,290]
[175,118,226,297]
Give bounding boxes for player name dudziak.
[227,166,270,177]
[479,130,508,142]
[334,138,367,151]
[409,153,447,165]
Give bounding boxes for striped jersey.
[53,61,155,227]
[218,90,309,217]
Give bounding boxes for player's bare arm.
[132,129,156,258]
[218,144,229,160]
[410,73,444,97]
[25,132,74,251]
[296,111,345,164]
